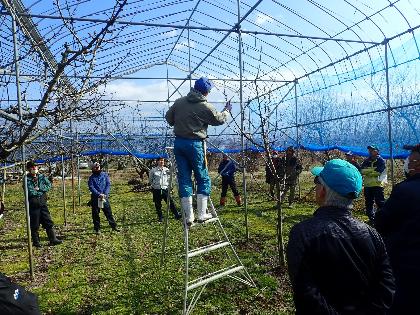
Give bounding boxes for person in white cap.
[287,159,395,314]
[149,157,181,222]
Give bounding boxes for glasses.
[314,176,321,185]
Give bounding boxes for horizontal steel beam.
[0,11,380,45]
[0,72,293,83]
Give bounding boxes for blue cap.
[194,77,214,94]
[367,145,379,151]
[311,159,362,199]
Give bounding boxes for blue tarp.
[34,145,410,164]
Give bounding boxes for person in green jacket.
[25,161,62,247]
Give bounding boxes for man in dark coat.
[278,147,302,208]
[287,159,395,314]
[375,143,420,314]
[265,151,280,199]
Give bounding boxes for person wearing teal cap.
[287,159,395,314]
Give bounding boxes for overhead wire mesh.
[0,0,420,160]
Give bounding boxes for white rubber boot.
[197,194,213,223]
[181,196,195,226]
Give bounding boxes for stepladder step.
[188,241,230,258]
[187,265,245,291]
[190,217,219,227]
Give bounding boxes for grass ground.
[0,168,373,314]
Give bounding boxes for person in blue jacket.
[88,162,119,234]
[218,154,241,206]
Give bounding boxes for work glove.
[224,100,232,112]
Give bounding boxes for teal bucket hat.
[311,159,362,199]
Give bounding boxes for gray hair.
[319,177,353,210]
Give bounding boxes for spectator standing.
[375,143,420,314]
[149,157,181,222]
[287,159,395,314]
[345,151,361,171]
[88,162,119,234]
[360,145,387,221]
[165,77,231,226]
[278,147,302,208]
[218,154,241,207]
[25,161,62,247]
[265,151,280,199]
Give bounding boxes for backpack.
[0,273,40,315]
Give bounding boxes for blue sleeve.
[88,176,100,196]
[233,162,239,172]
[218,161,224,174]
[375,157,386,173]
[228,161,236,176]
[104,173,111,196]
[360,159,370,169]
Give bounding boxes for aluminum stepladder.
[160,147,255,315]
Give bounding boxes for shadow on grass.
[120,208,154,315]
[0,242,27,250]
[283,213,312,225]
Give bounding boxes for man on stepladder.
[165,77,231,226]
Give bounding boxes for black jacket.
[0,273,40,315]
[265,156,280,184]
[287,206,395,315]
[375,173,420,314]
[278,155,302,183]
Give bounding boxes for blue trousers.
[91,195,117,231]
[174,137,211,198]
